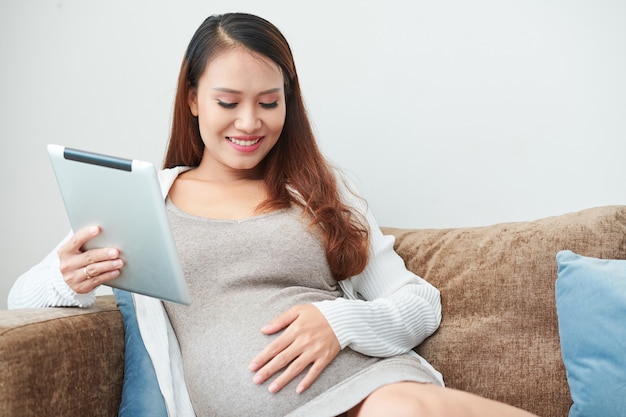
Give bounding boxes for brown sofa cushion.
[382,206,626,417]
[0,296,124,417]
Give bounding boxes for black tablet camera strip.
[63,147,132,172]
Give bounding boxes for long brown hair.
[164,13,369,280]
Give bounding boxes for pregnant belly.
[166,285,379,417]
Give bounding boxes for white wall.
[2,0,625,309]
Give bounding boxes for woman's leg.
[347,382,538,417]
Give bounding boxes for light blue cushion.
[555,250,626,417]
[113,289,168,417]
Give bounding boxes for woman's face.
[188,48,286,176]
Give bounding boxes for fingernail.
[112,260,122,268]
[108,249,118,258]
[260,325,271,332]
[268,383,279,393]
[296,385,304,394]
[89,226,98,235]
[249,362,258,371]
[253,374,263,384]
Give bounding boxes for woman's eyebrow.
[212,87,282,95]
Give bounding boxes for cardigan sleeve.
[7,231,96,309]
[312,175,441,357]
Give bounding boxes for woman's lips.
[226,136,264,152]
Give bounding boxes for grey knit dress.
[163,200,440,417]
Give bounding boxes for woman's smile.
[227,135,264,152]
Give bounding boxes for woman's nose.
[234,106,262,132]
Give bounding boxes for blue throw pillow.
[555,250,626,417]
[113,289,168,417]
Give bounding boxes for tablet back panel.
[47,144,190,305]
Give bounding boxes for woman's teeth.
[228,137,261,146]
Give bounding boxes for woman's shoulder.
[332,168,368,211]
[158,165,192,177]
[157,166,193,197]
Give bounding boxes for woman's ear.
[188,88,199,117]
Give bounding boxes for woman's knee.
[350,382,460,417]
[349,382,538,417]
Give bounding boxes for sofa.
[2,205,625,417]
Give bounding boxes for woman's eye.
[217,100,278,109]
[217,100,237,109]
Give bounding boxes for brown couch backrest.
[383,206,626,417]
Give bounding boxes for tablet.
[47,144,191,305]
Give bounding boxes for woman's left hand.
[249,304,341,394]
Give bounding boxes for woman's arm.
[313,177,442,357]
[8,231,98,309]
[8,224,124,309]
[250,174,442,394]
[9,168,185,310]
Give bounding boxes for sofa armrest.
[0,295,124,417]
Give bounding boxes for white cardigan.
[8,167,443,416]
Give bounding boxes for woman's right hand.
[57,226,124,294]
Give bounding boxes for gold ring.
[84,267,93,280]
